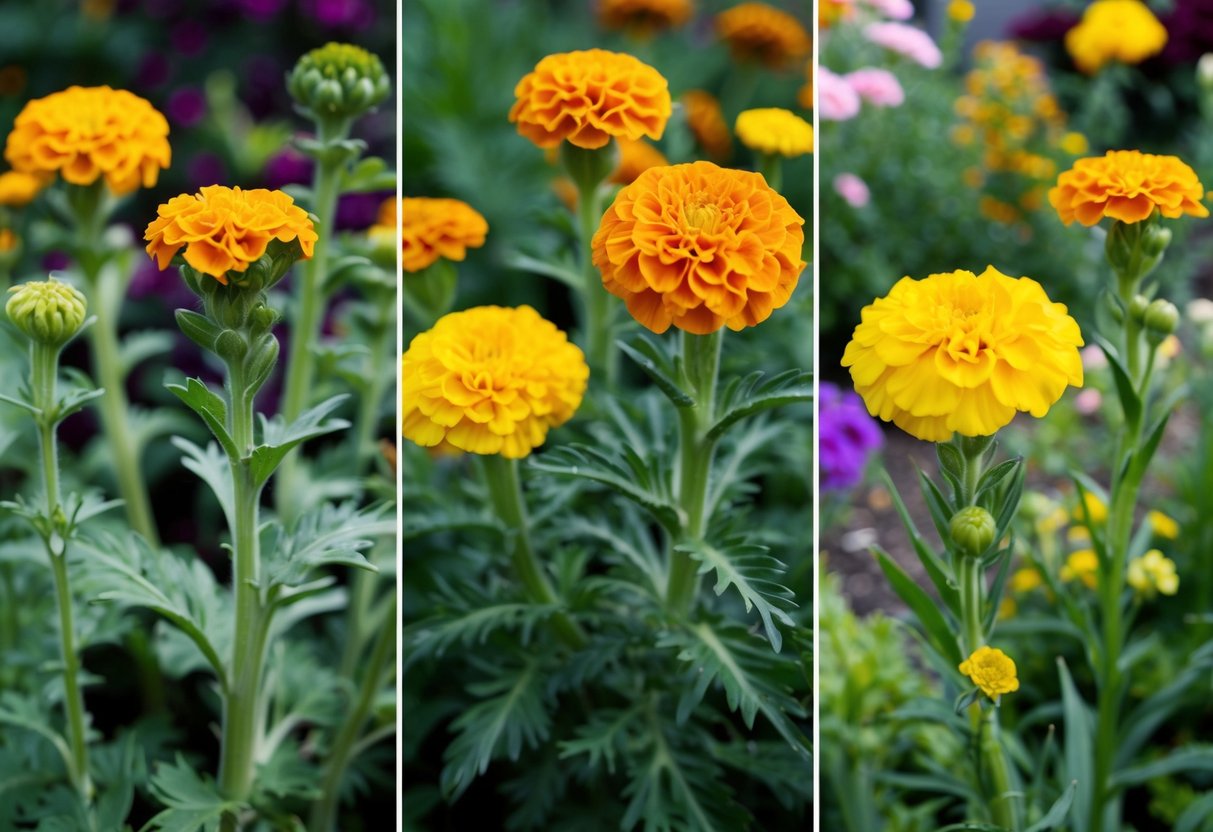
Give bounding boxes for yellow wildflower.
[1127,549,1179,597]
[959,646,1020,698]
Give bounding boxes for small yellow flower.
[735,108,813,158]
[1074,491,1107,525]
[948,0,975,23]
[1061,549,1099,589]
[1010,567,1043,594]
[1127,549,1179,597]
[1060,132,1089,156]
[959,646,1020,698]
[1147,510,1179,540]
[0,170,48,207]
[998,597,1016,620]
[1065,0,1167,74]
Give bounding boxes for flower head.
[4,86,170,196]
[959,646,1019,698]
[287,42,391,121]
[716,3,811,68]
[1074,491,1107,525]
[818,66,862,121]
[1147,510,1179,540]
[819,381,882,491]
[0,170,49,207]
[1049,150,1208,226]
[833,172,870,208]
[401,197,488,273]
[144,185,317,285]
[949,0,975,22]
[842,266,1084,442]
[598,0,693,32]
[844,68,905,107]
[682,90,733,159]
[592,160,805,334]
[1062,548,1099,588]
[1010,567,1042,593]
[864,22,943,68]
[609,139,669,185]
[1065,0,1166,74]
[401,305,588,459]
[1128,549,1179,597]
[6,277,87,347]
[510,49,671,150]
[735,108,813,157]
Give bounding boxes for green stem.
[758,153,782,192]
[576,182,616,387]
[959,555,983,656]
[337,566,377,682]
[480,455,586,649]
[348,296,394,471]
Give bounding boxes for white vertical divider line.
[395,0,405,828]
[811,0,821,827]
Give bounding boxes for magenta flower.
[818,66,862,121]
[821,382,883,492]
[844,68,905,107]
[864,22,943,68]
[862,0,914,20]
[833,173,871,208]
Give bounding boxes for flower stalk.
[564,143,618,387]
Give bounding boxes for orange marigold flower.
[402,305,588,459]
[592,160,805,335]
[5,86,170,196]
[609,138,669,185]
[510,50,672,150]
[402,197,488,273]
[682,90,732,160]
[598,0,693,32]
[716,2,811,68]
[735,108,813,157]
[1049,150,1209,226]
[144,185,317,284]
[0,229,16,253]
[0,170,48,207]
[798,61,813,109]
[369,196,400,250]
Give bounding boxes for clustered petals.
[682,90,733,159]
[401,305,588,459]
[1065,0,1166,74]
[598,0,693,32]
[402,197,488,273]
[842,266,1084,442]
[959,646,1020,698]
[735,108,813,157]
[716,2,811,68]
[592,160,805,335]
[1049,150,1208,226]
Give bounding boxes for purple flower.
[336,190,393,230]
[263,148,314,189]
[136,53,171,89]
[301,0,374,29]
[236,0,288,19]
[820,381,883,491]
[167,87,207,128]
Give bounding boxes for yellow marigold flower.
[592,160,805,335]
[1061,548,1099,589]
[1010,567,1043,594]
[609,139,669,185]
[949,0,975,22]
[1148,509,1179,540]
[716,2,811,69]
[510,50,671,150]
[5,86,170,196]
[401,305,588,459]
[842,267,1084,442]
[0,170,48,207]
[1065,0,1167,75]
[959,646,1019,698]
[598,0,693,32]
[401,197,488,274]
[682,90,733,160]
[735,108,813,157]
[1050,151,1208,226]
[144,185,317,284]
[1128,548,1179,597]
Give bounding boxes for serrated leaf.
[528,444,680,532]
[263,501,388,590]
[405,603,557,665]
[167,378,236,459]
[143,755,239,832]
[705,369,812,441]
[173,438,235,530]
[618,335,695,409]
[251,395,350,486]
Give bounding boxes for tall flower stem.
[667,329,722,614]
[348,292,395,470]
[480,455,587,649]
[576,181,615,385]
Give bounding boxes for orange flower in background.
[402,305,588,459]
[369,196,401,250]
[1049,151,1208,226]
[609,139,668,185]
[592,160,805,335]
[798,61,813,110]
[5,86,170,196]
[144,186,317,284]
[401,197,488,273]
[682,90,732,160]
[819,0,852,29]
[0,170,48,207]
[510,50,672,150]
[0,229,16,253]
[716,3,811,68]
[598,0,693,32]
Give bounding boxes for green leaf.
[339,154,396,193]
[1176,791,1213,832]
[167,378,236,459]
[143,755,239,832]
[254,740,321,800]
[174,309,222,353]
[1118,641,1213,766]
[251,394,350,487]
[119,330,175,377]
[502,250,583,290]
[618,334,695,409]
[528,444,680,533]
[1111,745,1213,790]
[1096,336,1140,429]
[881,470,959,614]
[405,603,558,664]
[173,438,235,530]
[1057,658,1092,832]
[705,369,812,441]
[558,706,642,775]
[262,501,389,590]
[874,547,961,667]
[1024,780,1078,832]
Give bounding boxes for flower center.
[684,201,720,233]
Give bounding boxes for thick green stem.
[959,555,983,656]
[758,153,783,192]
[480,455,586,649]
[576,182,616,386]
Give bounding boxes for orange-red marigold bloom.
[510,49,672,150]
[598,0,693,32]
[144,185,317,284]
[5,86,170,196]
[682,90,733,160]
[1049,150,1209,226]
[402,197,488,273]
[717,3,811,68]
[592,160,805,334]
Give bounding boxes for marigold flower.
[609,139,669,185]
[1065,0,1166,74]
[682,90,732,160]
[1061,549,1099,589]
[0,229,16,253]
[401,197,488,274]
[1049,150,1208,226]
[401,305,588,459]
[510,50,671,150]
[5,86,170,196]
[369,196,400,250]
[734,108,812,158]
[842,266,1084,442]
[959,646,1019,698]
[1147,510,1179,540]
[1128,549,1179,597]
[592,160,805,335]
[948,0,975,22]
[0,170,48,206]
[1010,567,1042,594]
[287,42,391,121]
[598,0,693,32]
[6,277,87,347]
[144,185,317,284]
[716,3,811,69]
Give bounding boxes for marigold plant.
[959,646,1020,698]
[401,196,488,273]
[735,107,813,157]
[716,2,811,68]
[1049,150,1209,226]
[682,90,733,159]
[597,0,693,32]
[1065,0,1167,75]
[608,138,669,185]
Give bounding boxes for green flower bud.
[1142,224,1172,259]
[950,506,996,557]
[287,43,391,123]
[1144,298,1179,346]
[1128,294,1150,324]
[6,278,87,347]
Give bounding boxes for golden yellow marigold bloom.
[1065,0,1167,74]
[1060,131,1089,156]
[401,197,488,274]
[682,90,733,160]
[144,186,317,284]
[842,267,1084,442]
[1010,567,1043,593]
[592,160,805,335]
[1062,548,1099,589]
[5,86,170,196]
[1049,151,1208,226]
[959,646,1019,698]
[401,305,588,459]
[598,0,693,32]
[717,2,811,68]
[735,108,813,157]
[510,50,671,150]
[369,196,401,250]
[0,170,48,207]
[609,139,669,185]
[1128,549,1179,597]
[948,0,975,22]
[1147,509,1179,540]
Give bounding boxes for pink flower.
[1080,345,1107,371]
[834,173,871,207]
[844,68,905,107]
[818,66,862,121]
[862,0,913,20]
[1074,388,1102,415]
[864,22,943,68]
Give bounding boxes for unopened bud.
[950,506,996,557]
[1128,294,1150,324]
[6,278,86,347]
[287,43,391,122]
[1144,299,1179,345]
